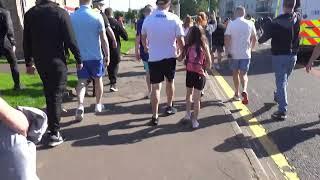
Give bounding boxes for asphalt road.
[217,43,320,180]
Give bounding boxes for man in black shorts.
[141,0,185,126]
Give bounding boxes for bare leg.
[186,88,193,116]
[240,71,248,93]
[94,77,103,105]
[76,79,87,106]
[193,89,201,120]
[151,83,162,118]
[166,79,175,107]
[146,72,151,94]
[232,70,241,96]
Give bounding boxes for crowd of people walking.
[0,0,318,179]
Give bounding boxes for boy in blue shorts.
[71,0,110,121]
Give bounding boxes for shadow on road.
[214,120,320,157]
[60,114,233,147]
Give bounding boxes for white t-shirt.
[225,17,256,59]
[142,9,184,62]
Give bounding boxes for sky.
[107,0,157,11]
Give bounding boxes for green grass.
[0,73,77,108]
[121,26,136,54]
[0,27,136,108]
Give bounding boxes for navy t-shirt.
[136,17,149,61]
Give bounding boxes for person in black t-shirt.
[258,0,300,121]
[105,8,128,92]
[0,1,22,90]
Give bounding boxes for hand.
[112,41,117,49]
[306,61,313,73]
[76,63,83,71]
[12,46,16,53]
[14,110,29,137]
[26,65,36,75]
[144,47,149,54]
[135,51,141,61]
[105,56,110,66]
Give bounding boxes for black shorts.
[186,71,206,91]
[149,58,176,84]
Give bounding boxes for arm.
[224,35,232,56]
[204,44,212,69]
[0,98,29,136]
[258,22,272,44]
[306,43,320,73]
[103,15,117,48]
[250,25,257,50]
[106,27,117,48]
[118,22,129,41]
[135,34,141,61]
[100,30,110,65]
[176,18,186,57]
[61,11,82,66]
[176,36,185,57]
[224,23,232,57]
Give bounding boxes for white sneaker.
[184,113,191,121]
[192,119,200,129]
[232,95,241,101]
[95,104,105,113]
[75,106,84,121]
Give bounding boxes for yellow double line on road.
[210,69,299,180]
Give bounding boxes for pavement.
[216,42,320,180]
[27,54,267,180]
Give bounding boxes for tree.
[180,0,218,19]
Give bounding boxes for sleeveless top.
[186,45,206,76]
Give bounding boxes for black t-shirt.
[259,13,301,55]
[212,23,226,46]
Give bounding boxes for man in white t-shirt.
[141,0,185,126]
[225,6,257,105]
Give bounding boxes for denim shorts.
[229,59,251,72]
[143,61,149,72]
[77,60,105,79]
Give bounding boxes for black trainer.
[148,116,159,126]
[165,106,177,115]
[271,111,287,121]
[13,84,25,91]
[48,131,64,147]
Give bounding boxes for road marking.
[209,69,300,180]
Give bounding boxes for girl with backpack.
[179,26,212,129]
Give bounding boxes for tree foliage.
[180,0,218,19]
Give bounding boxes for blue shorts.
[77,60,105,79]
[143,61,149,72]
[229,59,250,72]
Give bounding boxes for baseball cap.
[156,0,171,5]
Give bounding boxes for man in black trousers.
[0,1,22,90]
[105,8,128,92]
[23,0,82,147]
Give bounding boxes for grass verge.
[0,73,77,108]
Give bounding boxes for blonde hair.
[196,12,208,27]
